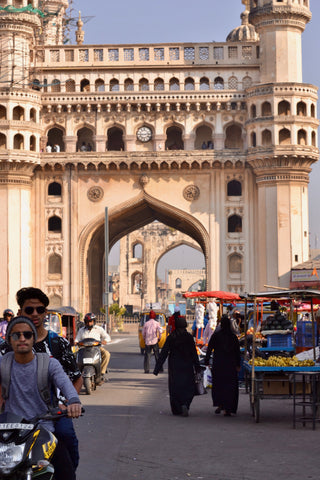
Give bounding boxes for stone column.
[94,135,106,152]
[64,136,77,153]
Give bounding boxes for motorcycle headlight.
[0,442,25,474]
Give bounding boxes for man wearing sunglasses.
[0,308,14,339]
[14,287,83,476]
[0,316,82,480]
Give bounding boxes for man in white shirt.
[75,313,110,381]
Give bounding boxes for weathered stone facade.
[0,0,318,314]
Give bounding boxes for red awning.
[183,291,242,301]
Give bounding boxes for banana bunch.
[249,356,315,367]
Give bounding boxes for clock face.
[137,126,152,143]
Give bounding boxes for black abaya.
[154,329,200,415]
[204,328,241,414]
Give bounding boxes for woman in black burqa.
[153,317,201,417]
[204,314,241,416]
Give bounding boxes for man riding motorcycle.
[75,313,111,384]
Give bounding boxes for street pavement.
[75,332,319,480]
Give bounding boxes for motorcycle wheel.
[84,377,92,395]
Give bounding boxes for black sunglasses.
[10,331,34,341]
[24,306,46,315]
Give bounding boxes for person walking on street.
[142,310,162,373]
[204,314,241,417]
[0,316,82,480]
[154,317,201,417]
[75,313,111,383]
[0,308,14,339]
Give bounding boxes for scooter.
[0,408,78,479]
[76,337,103,394]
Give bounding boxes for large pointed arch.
[78,192,210,312]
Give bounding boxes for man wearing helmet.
[75,313,111,383]
[0,308,14,339]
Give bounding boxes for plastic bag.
[203,366,212,389]
[194,370,207,395]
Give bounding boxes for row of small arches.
[0,105,38,122]
[250,101,316,119]
[35,75,253,93]
[250,128,317,147]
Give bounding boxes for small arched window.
[48,182,62,196]
[132,243,143,259]
[297,129,307,146]
[95,79,105,92]
[175,278,182,288]
[229,253,242,274]
[13,106,24,121]
[184,77,194,90]
[297,101,307,116]
[251,132,256,147]
[154,78,164,91]
[261,102,272,117]
[250,105,256,118]
[279,128,291,145]
[30,135,36,151]
[262,129,272,146]
[124,78,134,91]
[139,78,149,91]
[227,180,242,196]
[278,100,291,116]
[0,133,6,150]
[48,254,62,275]
[200,77,210,90]
[66,79,76,92]
[80,79,90,92]
[228,215,242,233]
[169,78,180,91]
[214,77,224,90]
[51,79,61,93]
[110,79,119,92]
[48,216,62,233]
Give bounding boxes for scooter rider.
[0,308,14,338]
[75,313,111,383]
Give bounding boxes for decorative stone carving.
[87,186,104,202]
[139,174,149,188]
[183,185,200,201]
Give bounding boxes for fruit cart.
[243,289,320,427]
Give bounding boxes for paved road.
[75,333,319,480]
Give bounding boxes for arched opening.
[13,134,24,150]
[228,76,238,90]
[229,253,242,274]
[48,254,62,276]
[32,79,41,91]
[30,135,36,151]
[214,76,224,90]
[262,129,272,146]
[30,108,36,122]
[279,128,291,145]
[200,77,210,90]
[297,129,307,145]
[312,131,316,147]
[110,79,119,92]
[228,215,242,233]
[80,79,90,92]
[0,105,6,119]
[184,77,194,90]
[251,132,256,147]
[139,78,149,91]
[132,243,143,259]
[107,127,124,151]
[194,125,213,150]
[311,104,315,118]
[13,106,24,121]
[51,79,61,93]
[154,78,164,91]
[165,126,184,150]
[225,124,243,149]
[95,79,105,92]
[261,101,272,117]
[250,105,256,118]
[0,133,6,149]
[47,127,65,152]
[131,272,143,295]
[175,278,182,288]
[48,182,62,197]
[66,79,76,92]
[297,101,307,116]
[124,78,134,91]
[77,127,95,152]
[278,100,291,116]
[48,216,62,233]
[227,180,242,196]
[169,78,180,91]
[84,196,209,313]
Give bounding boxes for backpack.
[0,352,56,408]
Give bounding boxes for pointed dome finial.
[76,10,85,45]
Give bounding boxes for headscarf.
[149,310,156,320]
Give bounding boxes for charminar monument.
[0,0,318,313]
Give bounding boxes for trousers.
[54,416,79,470]
[144,343,159,373]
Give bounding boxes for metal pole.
[104,207,109,332]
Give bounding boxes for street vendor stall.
[244,289,320,428]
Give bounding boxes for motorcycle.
[76,337,103,394]
[0,408,77,479]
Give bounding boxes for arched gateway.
[80,192,210,313]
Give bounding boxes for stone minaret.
[246,0,319,288]
[39,0,69,45]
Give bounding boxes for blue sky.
[72,0,320,270]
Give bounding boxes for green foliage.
[109,303,126,317]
